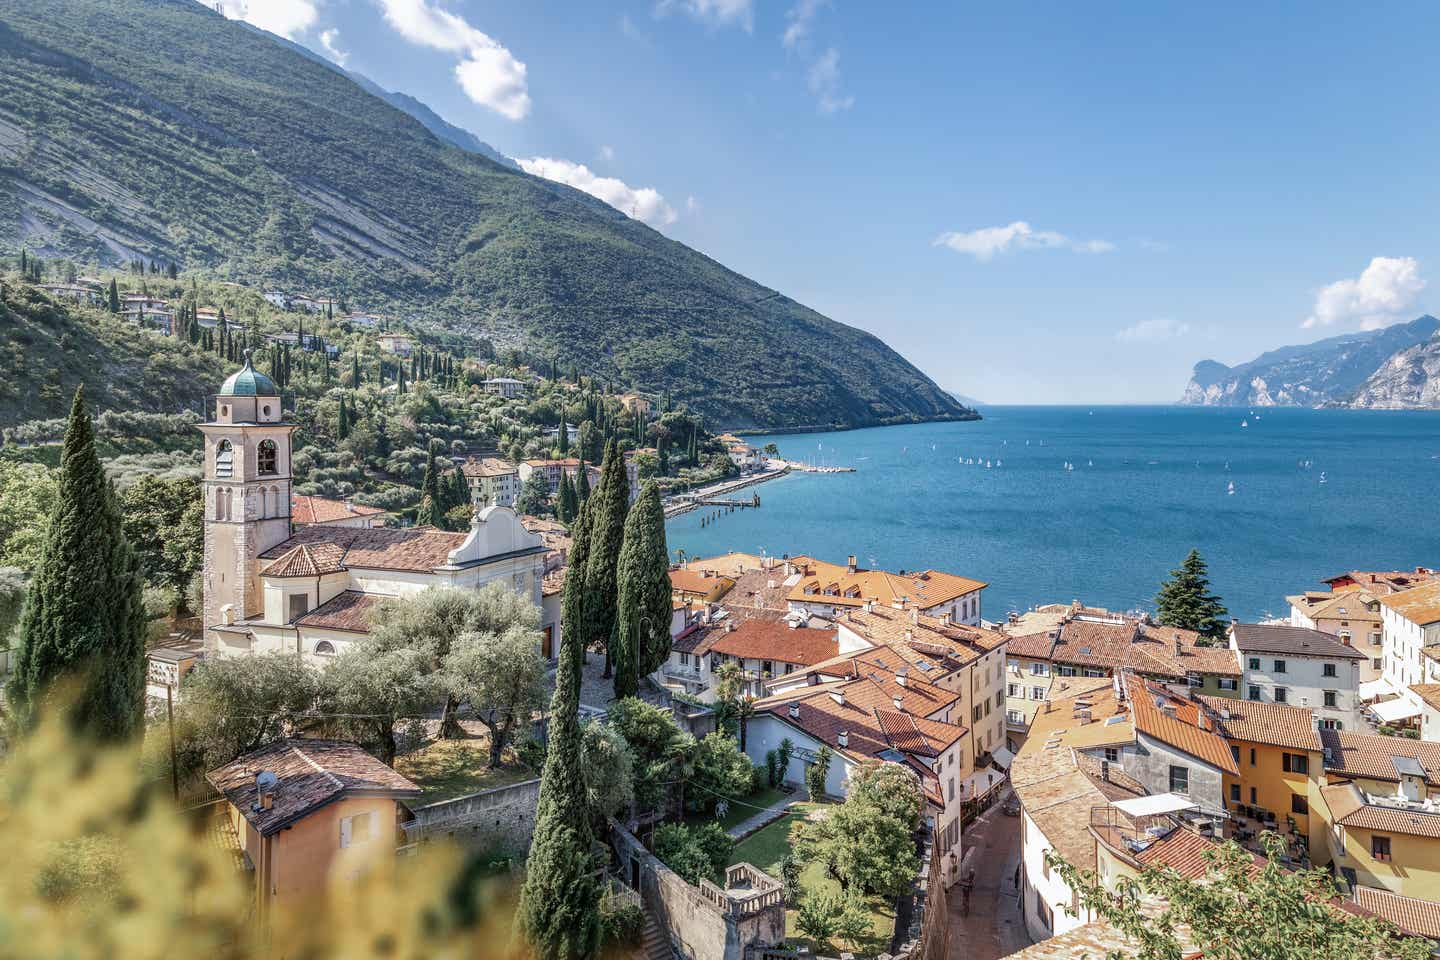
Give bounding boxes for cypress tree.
[106,278,120,313]
[576,459,591,505]
[448,462,470,515]
[555,472,575,524]
[1155,549,1230,642]
[398,364,407,395]
[337,395,350,440]
[19,248,25,273]
[7,386,146,741]
[658,442,669,476]
[585,440,630,680]
[558,418,569,456]
[415,449,444,528]
[515,505,600,960]
[351,351,361,386]
[613,481,671,699]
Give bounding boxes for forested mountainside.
[0,0,973,431]
[1180,315,1440,407]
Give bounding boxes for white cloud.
[655,0,754,31]
[1116,317,1190,343]
[782,0,827,49]
[517,157,678,228]
[685,195,701,215]
[933,221,1114,261]
[216,0,318,39]
[807,48,853,114]
[599,144,616,162]
[1303,256,1426,330]
[374,0,530,120]
[318,28,349,65]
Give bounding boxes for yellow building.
[208,738,421,922]
[1317,780,1440,901]
[668,566,737,604]
[1199,696,1325,856]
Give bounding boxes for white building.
[459,457,520,508]
[376,333,413,357]
[1229,623,1365,730]
[483,377,527,399]
[200,355,549,666]
[263,291,289,309]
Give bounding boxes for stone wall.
[403,778,542,856]
[611,822,785,960]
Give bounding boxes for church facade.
[200,356,552,664]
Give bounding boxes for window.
[1059,665,1077,677]
[1230,783,1241,803]
[679,652,691,667]
[1031,686,1046,700]
[1249,657,1261,670]
[1323,663,1337,678]
[1034,892,1053,930]
[1321,718,1342,730]
[973,705,983,722]
[994,692,1004,708]
[984,700,992,717]
[1324,690,1338,708]
[1169,765,1189,794]
[314,640,335,656]
[1283,753,1309,775]
[1373,657,1383,670]
[1030,662,1048,676]
[948,778,955,801]
[1249,685,1262,701]
[1083,669,1105,678]
[1250,786,1257,804]
[1273,660,1287,674]
[257,439,278,475]
[1371,836,1392,862]
[1250,747,1256,765]
[1291,795,1309,816]
[340,812,373,848]
[1219,678,1238,691]
[1370,633,1383,647]
[1104,747,1119,763]
[1230,745,1240,765]
[1008,683,1020,697]
[1274,687,1288,704]
[214,439,234,478]
[287,593,308,622]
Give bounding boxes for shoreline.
[662,468,791,519]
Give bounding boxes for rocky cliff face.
[1349,337,1440,409]
[1180,315,1440,407]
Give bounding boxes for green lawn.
[726,804,896,956]
[689,785,789,833]
[393,737,535,805]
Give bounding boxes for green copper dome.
[219,353,279,397]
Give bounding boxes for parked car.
[1002,795,1021,817]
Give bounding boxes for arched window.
[314,640,336,656]
[215,439,233,478]
[257,439,278,475]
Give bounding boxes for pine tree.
[614,481,671,698]
[7,386,146,741]
[585,440,630,680]
[337,395,350,440]
[416,448,444,529]
[106,278,119,313]
[1155,549,1230,642]
[515,505,601,960]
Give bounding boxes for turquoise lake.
[664,406,1440,622]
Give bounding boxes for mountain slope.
[1348,335,1440,409]
[0,0,973,431]
[1180,316,1440,407]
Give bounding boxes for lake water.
[665,406,1440,622]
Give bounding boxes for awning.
[1360,677,1399,701]
[991,746,1015,770]
[1370,697,1423,723]
[1112,793,1197,818]
[959,769,1004,802]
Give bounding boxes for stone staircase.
[636,908,672,960]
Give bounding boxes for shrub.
[651,822,732,887]
[765,749,779,787]
[796,890,841,943]
[598,901,646,949]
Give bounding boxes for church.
[200,355,555,663]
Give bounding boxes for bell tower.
[199,352,296,649]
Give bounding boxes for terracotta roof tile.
[1324,569,1440,596]
[1196,695,1321,752]
[207,738,420,837]
[707,621,838,666]
[1129,681,1238,775]
[1322,782,1440,839]
[458,456,517,478]
[260,525,467,574]
[1410,684,1440,712]
[669,568,736,597]
[1350,886,1440,940]
[1378,581,1440,627]
[291,494,384,525]
[295,591,382,633]
[262,541,349,578]
[786,557,985,610]
[1320,730,1440,786]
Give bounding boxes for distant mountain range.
[0,0,974,431]
[1180,315,1440,408]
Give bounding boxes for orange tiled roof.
[1324,568,1440,595]
[669,568,736,597]
[1350,886,1440,941]
[291,494,385,525]
[207,738,420,837]
[1320,730,1440,787]
[1134,827,1261,879]
[1196,695,1321,752]
[1321,781,1440,839]
[259,525,469,574]
[1129,681,1238,775]
[295,591,382,632]
[458,456,517,478]
[707,621,838,666]
[786,556,985,610]
[1411,684,1440,712]
[839,606,1007,665]
[1378,581,1440,627]
[262,542,349,578]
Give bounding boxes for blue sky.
[218,1,1440,403]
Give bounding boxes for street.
[946,796,1031,960]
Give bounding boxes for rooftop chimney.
[1174,636,1182,657]
[896,668,909,687]
[846,555,857,574]
[254,770,278,812]
[837,730,849,747]
[909,608,920,625]
[1101,759,1110,782]
[830,690,845,707]
[893,695,904,711]
[789,703,800,719]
